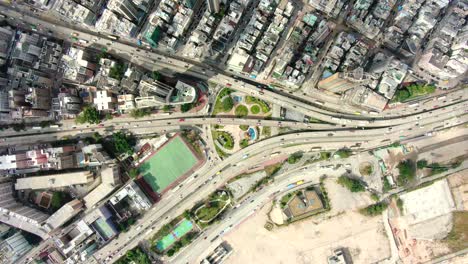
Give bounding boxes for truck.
[78,39,88,44]
[296,180,304,185]
[408,103,419,108]
[286,183,296,189]
[107,35,118,40]
[437,96,446,101]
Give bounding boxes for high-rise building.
[0,182,49,239]
[317,68,371,94]
[107,0,141,23]
[206,0,220,14]
[0,232,32,263]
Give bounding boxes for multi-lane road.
[1,3,467,264]
[1,5,467,128]
[91,106,467,264]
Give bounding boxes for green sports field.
[139,136,198,193]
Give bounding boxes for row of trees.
[393,83,436,102]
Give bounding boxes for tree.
[128,168,139,179]
[287,152,303,164]
[105,113,113,120]
[337,176,366,192]
[360,202,388,216]
[109,63,126,80]
[130,108,151,119]
[239,138,249,148]
[76,106,101,124]
[40,121,52,128]
[112,132,135,155]
[335,148,352,158]
[235,105,248,117]
[152,71,161,80]
[222,97,234,112]
[417,159,428,169]
[181,103,193,113]
[162,105,171,112]
[397,160,416,186]
[393,89,410,102]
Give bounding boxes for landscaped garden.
[192,191,231,227]
[245,96,270,113]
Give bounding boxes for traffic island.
[191,190,232,228]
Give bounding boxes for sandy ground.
[224,204,391,264]
[325,178,374,214]
[447,170,468,210]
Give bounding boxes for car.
[98,124,105,127]
[179,118,185,122]
[226,83,232,87]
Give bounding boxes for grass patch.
[250,105,260,114]
[305,152,331,165]
[383,177,392,192]
[360,164,373,176]
[213,130,234,150]
[335,148,352,158]
[392,83,436,102]
[251,163,284,192]
[191,191,230,228]
[239,138,249,148]
[212,88,233,115]
[262,126,271,137]
[215,145,228,158]
[235,105,248,117]
[444,211,468,252]
[265,163,283,177]
[280,191,299,207]
[396,197,404,214]
[245,96,270,113]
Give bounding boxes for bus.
[270,152,280,157]
[408,103,419,108]
[108,35,118,40]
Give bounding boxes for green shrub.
[250,105,260,114]
[360,202,388,216]
[222,97,234,112]
[287,152,303,164]
[397,160,416,186]
[235,105,248,117]
[76,106,101,124]
[335,148,352,158]
[239,125,249,131]
[417,159,428,169]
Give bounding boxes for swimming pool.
[248,127,257,140]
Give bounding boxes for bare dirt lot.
[224,205,391,264]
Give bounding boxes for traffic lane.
[99,113,468,262]
[3,5,467,126]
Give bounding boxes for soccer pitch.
[139,136,198,193]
